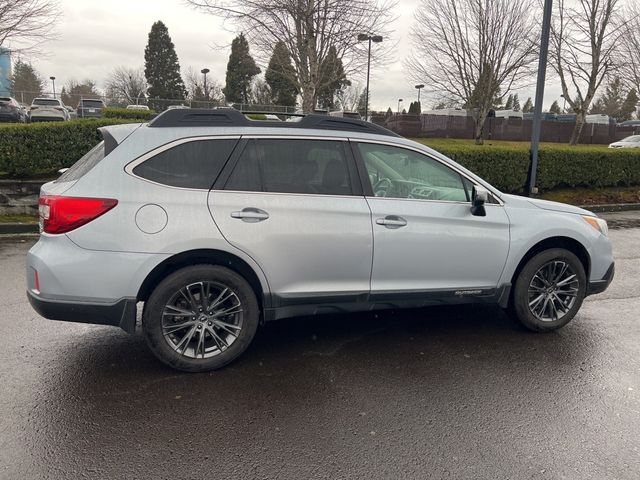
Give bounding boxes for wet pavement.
[1,228,639,480]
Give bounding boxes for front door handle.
[231,208,269,223]
[376,215,407,229]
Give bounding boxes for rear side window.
[56,141,105,183]
[133,139,238,189]
[225,139,353,195]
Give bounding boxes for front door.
[354,141,510,295]
[209,138,373,305]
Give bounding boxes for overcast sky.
[28,0,562,110]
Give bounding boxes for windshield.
[81,100,103,107]
[33,99,60,106]
[622,135,640,143]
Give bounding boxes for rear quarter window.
[56,142,105,183]
[132,139,238,189]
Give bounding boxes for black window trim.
[350,139,504,206]
[215,135,364,197]
[124,135,242,191]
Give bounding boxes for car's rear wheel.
[510,248,587,332]
[143,265,259,372]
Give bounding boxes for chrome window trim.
[351,137,505,206]
[124,135,242,191]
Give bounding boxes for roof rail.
[147,108,400,137]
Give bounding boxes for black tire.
[510,248,587,332]
[143,264,259,372]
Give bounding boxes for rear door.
[209,137,373,305]
[353,140,510,295]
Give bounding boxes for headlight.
[582,215,608,236]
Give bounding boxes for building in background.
[0,49,11,96]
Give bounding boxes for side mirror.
[471,186,489,217]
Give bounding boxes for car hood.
[502,193,594,216]
[610,142,639,147]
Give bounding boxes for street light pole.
[357,33,383,121]
[528,0,553,196]
[415,84,425,113]
[397,98,403,115]
[50,76,56,99]
[201,68,210,105]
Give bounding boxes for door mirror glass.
[471,186,489,216]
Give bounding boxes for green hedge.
[420,140,640,193]
[103,107,157,120]
[0,119,136,176]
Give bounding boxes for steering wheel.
[373,178,393,197]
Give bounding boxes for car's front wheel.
[143,265,259,372]
[510,248,587,332]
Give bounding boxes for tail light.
[39,195,118,234]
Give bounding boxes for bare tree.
[615,3,640,95]
[406,0,538,144]
[550,0,625,145]
[184,66,223,105]
[335,82,363,112]
[0,0,59,53]
[186,0,397,112]
[104,67,147,106]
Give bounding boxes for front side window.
[357,143,469,202]
[133,139,238,189]
[225,139,353,195]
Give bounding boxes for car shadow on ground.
[23,304,603,477]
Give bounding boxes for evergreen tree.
[504,94,514,110]
[549,100,562,114]
[512,94,521,111]
[223,33,260,104]
[317,46,350,110]
[591,77,638,122]
[620,89,639,122]
[385,107,393,118]
[144,21,187,110]
[522,97,534,113]
[357,89,370,118]
[265,41,298,107]
[9,60,44,105]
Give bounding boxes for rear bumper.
[27,290,137,333]
[587,262,615,296]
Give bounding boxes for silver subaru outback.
[27,109,614,372]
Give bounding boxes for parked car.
[29,98,69,122]
[65,106,77,120]
[0,96,27,123]
[166,104,189,110]
[27,109,615,372]
[126,104,150,110]
[609,135,640,148]
[77,98,106,118]
[618,120,640,127]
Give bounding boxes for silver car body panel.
[27,119,615,329]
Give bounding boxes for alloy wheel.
[527,260,580,322]
[161,281,243,359]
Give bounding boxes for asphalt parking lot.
[1,228,639,480]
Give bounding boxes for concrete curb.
[0,223,39,235]
[581,203,640,213]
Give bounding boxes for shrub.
[0,119,136,177]
[418,139,640,193]
[103,107,157,120]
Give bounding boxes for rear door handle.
[231,208,269,223]
[376,215,407,229]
